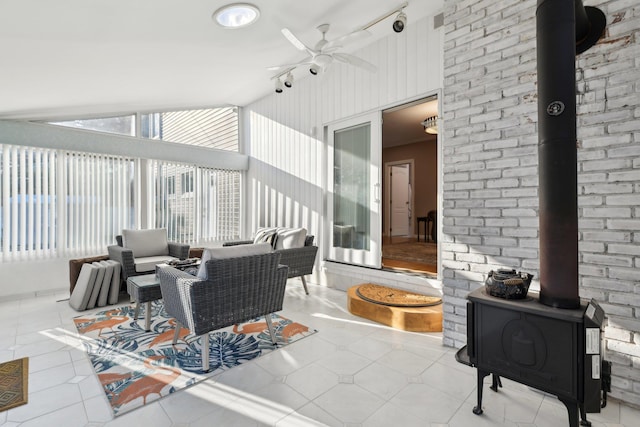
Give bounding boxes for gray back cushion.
[122,228,169,257]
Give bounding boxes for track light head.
[274,79,284,93]
[309,65,319,75]
[284,72,294,88]
[393,11,407,33]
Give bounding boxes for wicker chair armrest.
[168,242,190,259]
[158,266,203,330]
[107,244,135,280]
[222,240,254,247]
[277,245,318,278]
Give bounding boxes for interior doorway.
[386,160,413,239]
[381,96,438,275]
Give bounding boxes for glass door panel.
[327,112,381,268]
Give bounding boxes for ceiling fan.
[269,24,377,77]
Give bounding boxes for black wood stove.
[458,288,610,427]
[455,1,612,426]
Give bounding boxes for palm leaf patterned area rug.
[74,303,316,416]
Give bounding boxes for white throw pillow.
[196,242,273,279]
[122,228,169,258]
[253,227,278,248]
[69,263,99,311]
[275,227,307,250]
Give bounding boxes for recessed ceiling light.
[213,3,260,29]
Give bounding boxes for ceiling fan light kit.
[270,2,409,93]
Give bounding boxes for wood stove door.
[475,301,581,400]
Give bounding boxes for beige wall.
[382,138,437,237]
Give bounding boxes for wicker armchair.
[158,252,288,372]
[224,235,318,295]
[107,229,189,284]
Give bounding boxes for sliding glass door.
[327,112,381,268]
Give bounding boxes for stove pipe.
[536,0,605,308]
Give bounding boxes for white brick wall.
[443,0,640,408]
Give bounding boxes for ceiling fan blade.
[281,28,314,53]
[323,29,371,52]
[267,57,312,71]
[333,53,377,73]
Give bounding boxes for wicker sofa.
[223,228,318,295]
[158,244,288,372]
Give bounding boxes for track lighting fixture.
[284,72,294,87]
[274,78,284,93]
[393,10,407,33]
[309,65,319,75]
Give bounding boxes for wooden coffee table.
[127,274,162,331]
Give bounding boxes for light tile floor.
[1,282,639,427]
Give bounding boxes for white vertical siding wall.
[244,14,444,278]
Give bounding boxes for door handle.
[374,183,381,203]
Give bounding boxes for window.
[140,107,239,151]
[48,107,240,152]
[1,143,242,259]
[0,146,57,258]
[50,115,136,136]
[148,160,241,244]
[61,152,135,255]
[0,145,135,260]
[6,105,244,259]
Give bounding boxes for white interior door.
[390,164,410,236]
[327,112,382,268]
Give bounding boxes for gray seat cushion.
[97,260,115,307]
[69,263,99,311]
[108,261,122,305]
[134,255,178,272]
[86,262,106,309]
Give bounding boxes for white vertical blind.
[147,160,197,244]
[1,146,58,261]
[58,151,135,257]
[1,106,244,260]
[147,160,241,245]
[0,145,136,261]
